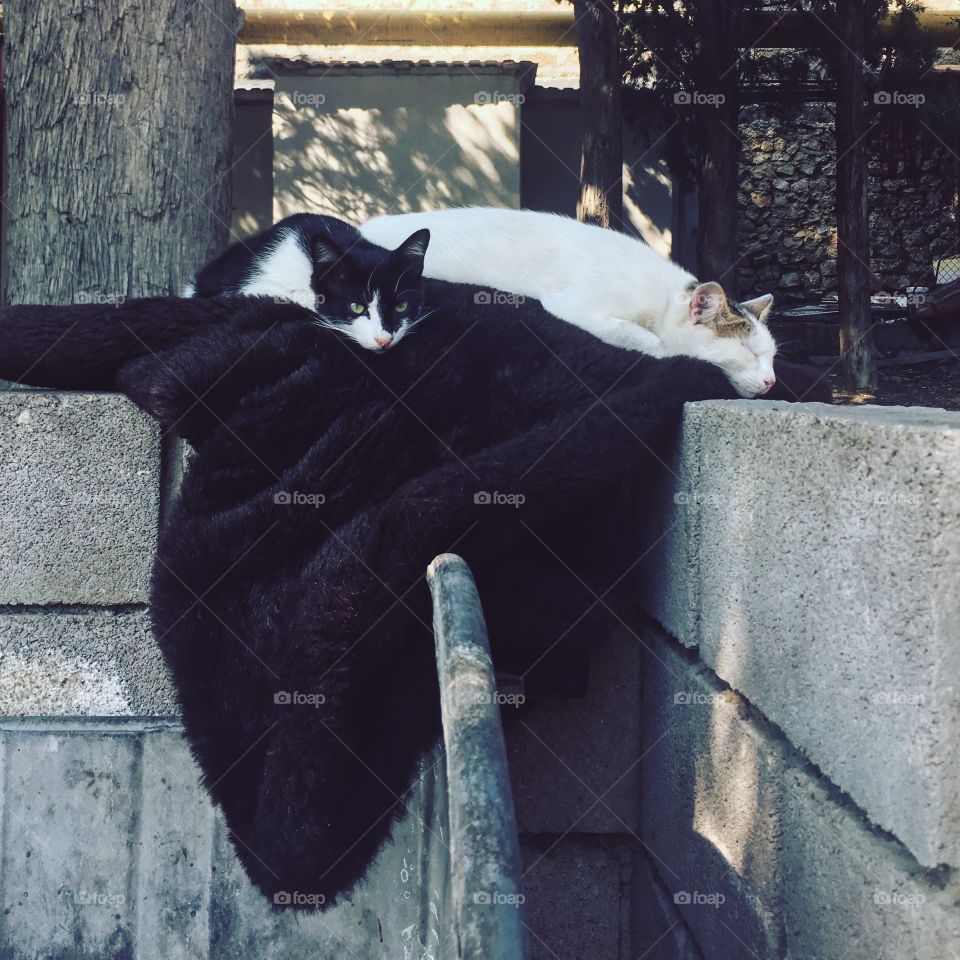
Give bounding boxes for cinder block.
[632,419,703,647]
[640,628,785,959]
[0,610,177,716]
[640,624,960,960]
[505,625,642,834]
[637,399,960,870]
[0,390,160,604]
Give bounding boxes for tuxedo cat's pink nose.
[762,376,776,392]
[374,334,392,349]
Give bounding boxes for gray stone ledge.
[637,399,960,871]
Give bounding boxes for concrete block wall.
[636,399,960,960]
[0,388,682,959]
[5,388,958,959]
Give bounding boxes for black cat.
[185,213,431,352]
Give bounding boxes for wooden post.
[834,0,878,390]
[3,0,240,305]
[573,0,624,229]
[694,0,740,294]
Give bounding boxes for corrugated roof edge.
[255,58,539,87]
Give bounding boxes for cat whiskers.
[406,308,438,332]
[311,315,352,340]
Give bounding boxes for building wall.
[519,87,686,261]
[269,64,531,222]
[232,79,689,261]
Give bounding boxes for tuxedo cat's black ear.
[393,229,430,273]
[311,232,359,292]
[311,234,344,267]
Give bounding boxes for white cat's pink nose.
[374,334,392,349]
[762,376,776,392]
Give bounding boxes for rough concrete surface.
[506,625,642,835]
[640,623,960,960]
[0,391,160,604]
[638,400,960,871]
[0,723,456,959]
[0,610,177,716]
[520,835,630,960]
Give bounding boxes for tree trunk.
[694,0,740,294]
[834,0,878,390]
[3,0,240,305]
[574,0,623,229]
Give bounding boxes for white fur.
[361,208,778,397]
[331,291,404,352]
[235,230,403,351]
[239,230,318,312]
[182,281,196,298]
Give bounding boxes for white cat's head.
[679,282,777,398]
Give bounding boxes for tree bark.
[694,0,740,294]
[573,0,623,229]
[3,0,240,305]
[833,0,878,389]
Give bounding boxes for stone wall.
[737,103,958,302]
[636,399,960,959]
[4,389,960,958]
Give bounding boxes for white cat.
[361,208,777,398]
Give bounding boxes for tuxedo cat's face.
[311,230,430,352]
[684,282,777,398]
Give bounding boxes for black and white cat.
[185,213,431,352]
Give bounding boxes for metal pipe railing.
[428,553,529,960]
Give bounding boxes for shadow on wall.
[518,87,683,261]
[271,73,524,225]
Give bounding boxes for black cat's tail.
[0,297,249,390]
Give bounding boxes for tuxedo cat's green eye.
[395,300,409,314]
[349,302,365,315]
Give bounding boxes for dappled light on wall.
[693,691,762,877]
[271,68,525,225]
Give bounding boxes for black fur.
[0,282,812,906]
[189,213,430,341]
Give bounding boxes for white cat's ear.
[311,235,343,266]
[396,229,430,262]
[741,293,774,323]
[689,282,728,325]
